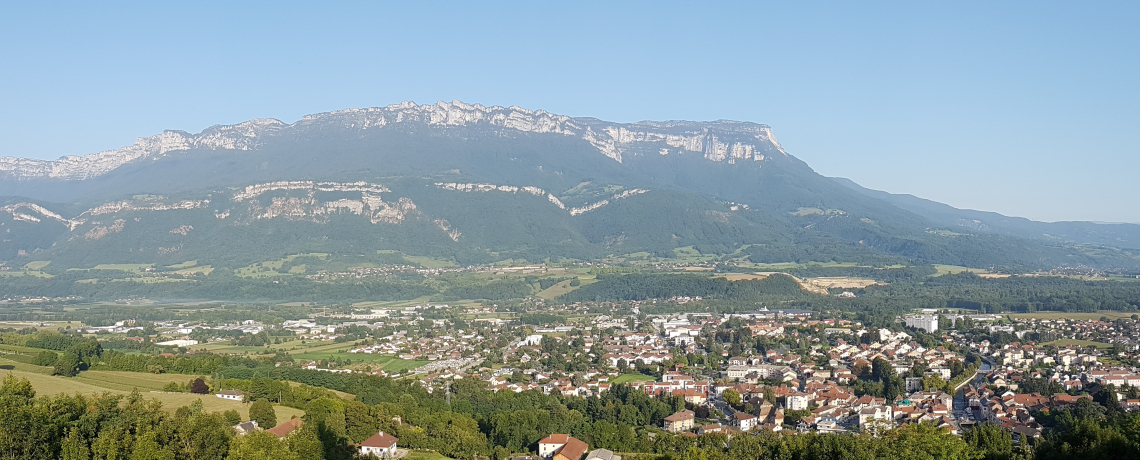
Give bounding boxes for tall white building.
[904,315,939,333]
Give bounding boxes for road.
[953,358,994,425]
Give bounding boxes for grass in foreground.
[0,358,303,420]
[404,451,455,460]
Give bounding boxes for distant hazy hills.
[832,177,1140,251]
[1,100,1137,270]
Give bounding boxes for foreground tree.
[249,398,278,428]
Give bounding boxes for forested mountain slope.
[1,101,1137,271]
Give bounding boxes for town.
[18,296,1138,458]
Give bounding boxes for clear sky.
[1,2,1137,223]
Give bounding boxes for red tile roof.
[360,431,398,448]
[554,437,588,460]
[267,418,303,438]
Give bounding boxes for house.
[785,392,810,411]
[359,431,399,458]
[858,406,893,430]
[584,449,621,460]
[233,421,259,435]
[733,412,758,431]
[267,418,303,438]
[664,410,695,433]
[538,434,589,460]
[698,424,725,435]
[216,389,244,401]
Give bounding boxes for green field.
[200,340,431,373]
[404,451,455,460]
[235,253,328,278]
[536,278,590,299]
[1044,337,1112,348]
[290,348,430,373]
[611,373,655,384]
[111,277,195,283]
[173,264,214,275]
[23,261,51,270]
[0,359,302,420]
[401,254,459,269]
[92,264,154,272]
[350,296,434,309]
[166,260,199,269]
[932,265,990,276]
[1008,311,1138,321]
[0,269,53,278]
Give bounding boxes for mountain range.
[2,100,1138,271]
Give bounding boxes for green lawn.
[611,373,655,384]
[404,451,455,460]
[1042,339,1113,349]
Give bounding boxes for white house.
[785,392,810,411]
[359,431,398,458]
[733,412,758,431]
[216,389,244,401]
[858,406,894,430]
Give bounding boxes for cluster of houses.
[1013,316,1140,352]
[349,330,484,362]
[963,384,1099,440]
[534,434,619,460]
[229,409,399,458]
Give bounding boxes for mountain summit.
[0,100,786,182]
[1,101,1137,270]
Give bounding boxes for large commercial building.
[904,315,939,333]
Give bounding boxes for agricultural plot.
[536,278,591,299]
[24,261,51,270]
[932,265,990,276]
[0,268,53,278]
[1008,311,1138,321]
[401,254,459,269]
[0,358,303,420]
[91,264,154,272]
[235,253,328,278]
[173,265,214,276]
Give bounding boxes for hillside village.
[30,296,1140,449]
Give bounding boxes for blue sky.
[1,2,1137,223]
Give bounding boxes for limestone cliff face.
[0,100,786,180]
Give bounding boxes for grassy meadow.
[0,357,303,421]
